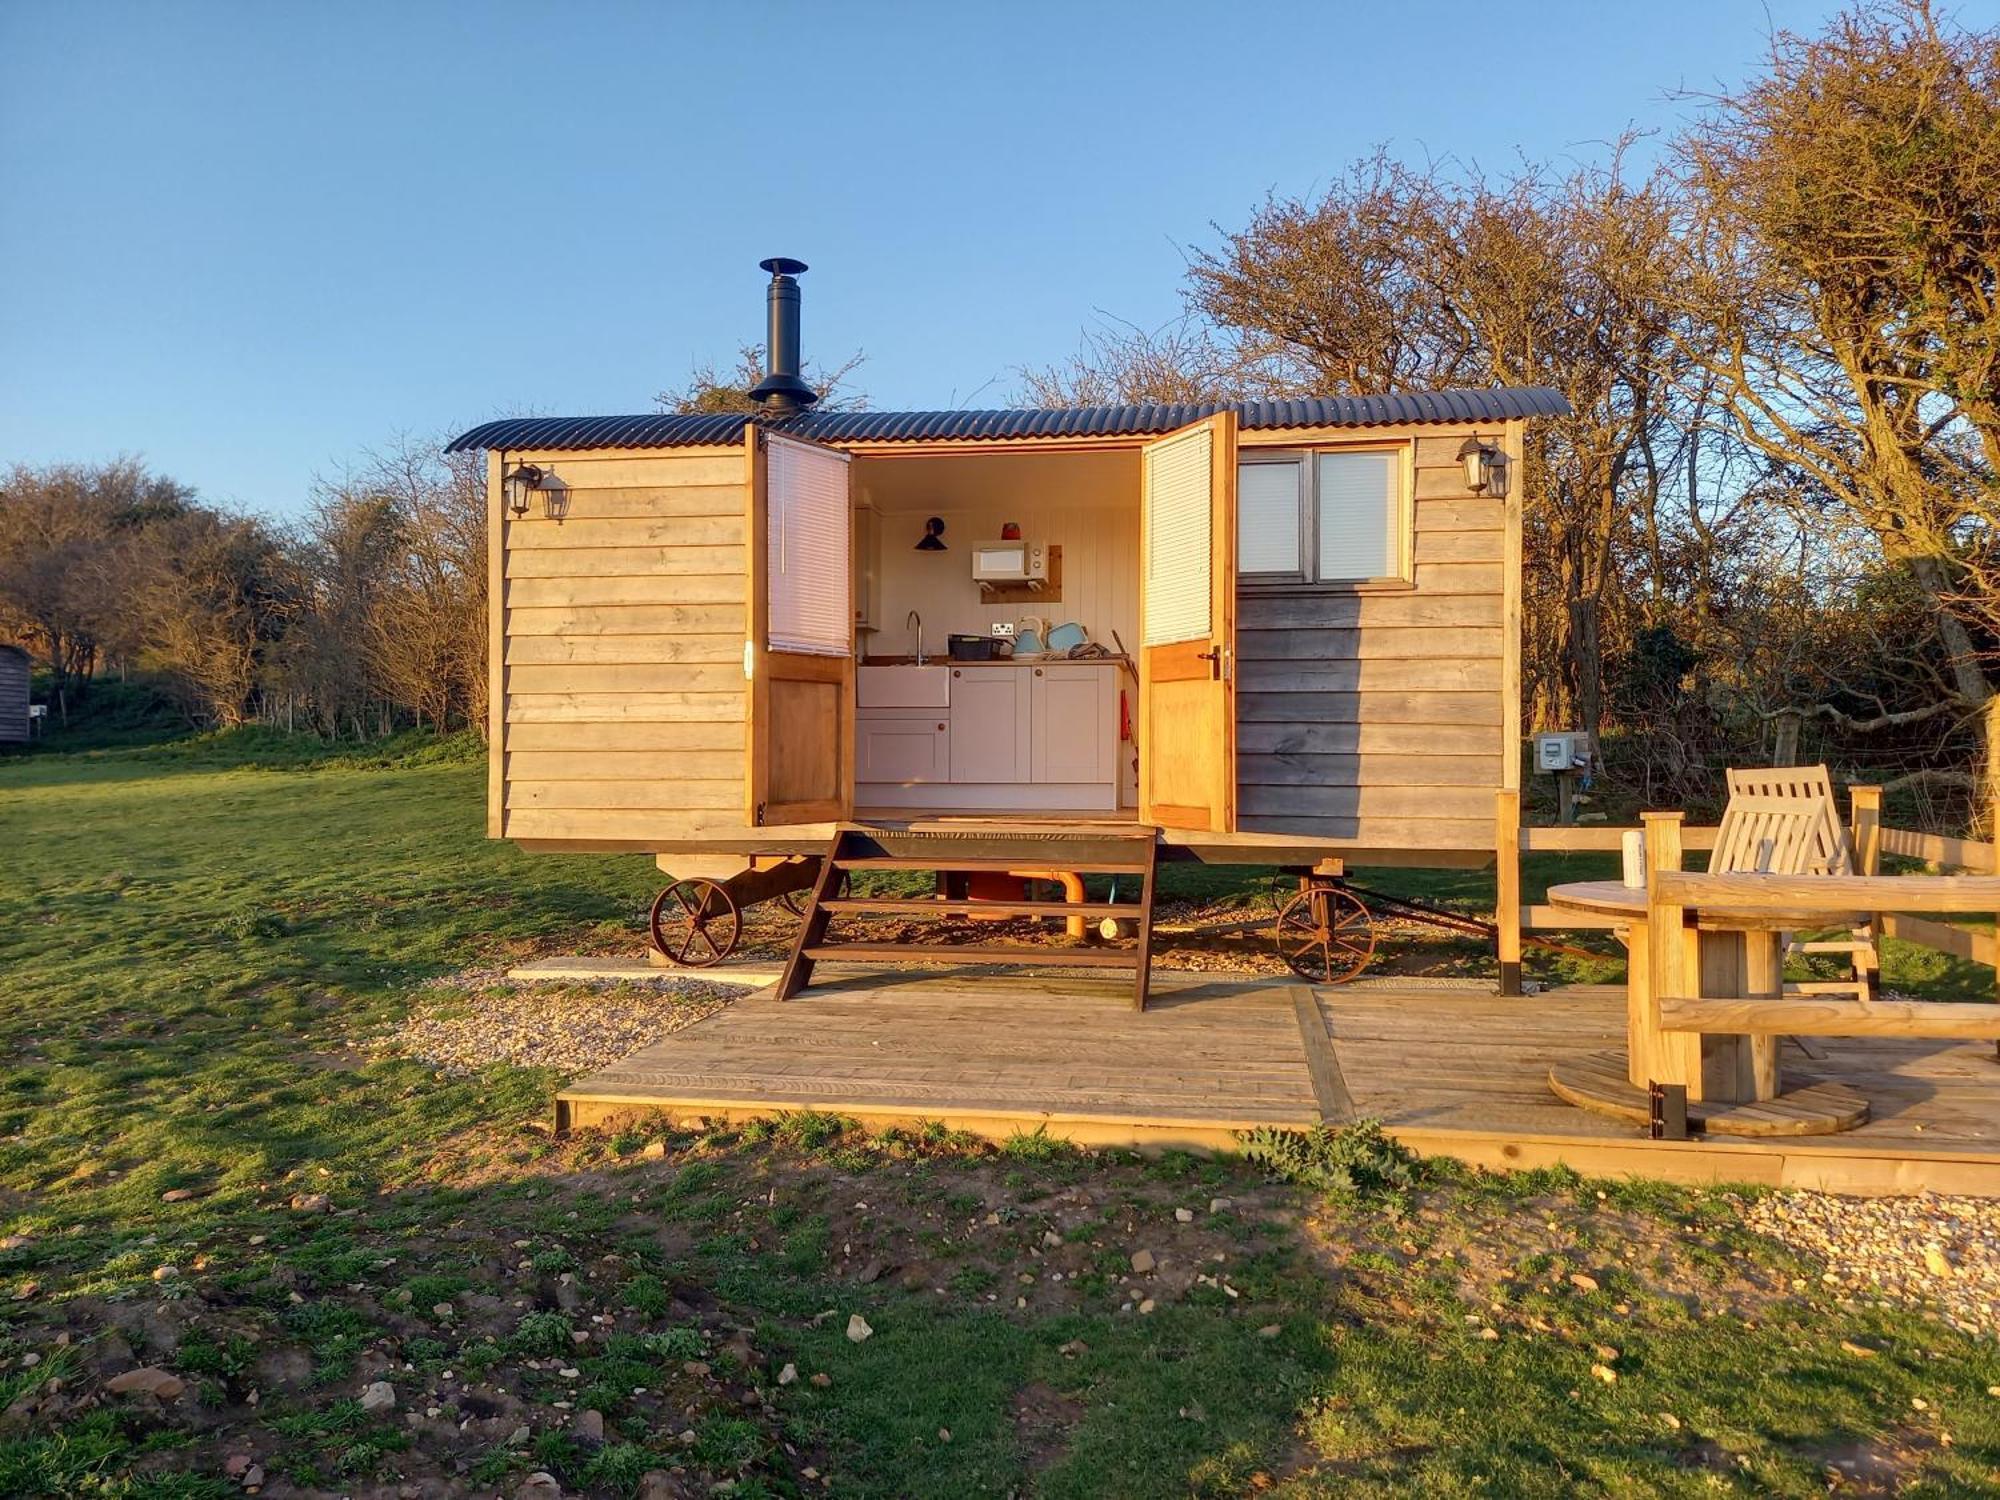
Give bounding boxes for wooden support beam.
[1639,811,1702,1094]
[1495,788,1522,996]
[1659,995,2000,1040]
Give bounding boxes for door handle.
[1196,647,1223,680]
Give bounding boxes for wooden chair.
[1709,765,1878,1001]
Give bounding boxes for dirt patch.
[1013,1380,1084,1471]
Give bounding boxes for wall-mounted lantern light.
[1457,439,1508,498]
[504,463,545,518]
[504,463,566,520]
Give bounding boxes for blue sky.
[2,0,1849,516]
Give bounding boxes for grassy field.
[0,732,1995,1497]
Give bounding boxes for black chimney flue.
[748,257,817,414]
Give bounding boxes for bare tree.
[1017,315,1255,407]
[1677,0,2000,711]
[657,345,867,415]
[1186,148,1696,741]
[0,459,193,703]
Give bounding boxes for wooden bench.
[1709,766,1879,1000]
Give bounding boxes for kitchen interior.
[848,446,1141,814]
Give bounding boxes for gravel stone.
[1744,1190,1999,1331]
[379,977,737,1077]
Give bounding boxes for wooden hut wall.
[492,448,752,843]
[0,649,28,744]
[1234,428,1516,851]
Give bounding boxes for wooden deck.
[557,970,2000,1196]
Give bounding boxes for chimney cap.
[759,256,809,277]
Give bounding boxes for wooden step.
[834,856,1151,875]
[803,942,1140,968]
[818,898,1144,919]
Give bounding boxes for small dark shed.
[0,645,30,744]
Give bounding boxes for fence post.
[1988,697,2000,1013]
[1496,788,1520,1000]
[1848,783,1884,1002]
[1639,811,1701,1095]
[1496,789,1522,996]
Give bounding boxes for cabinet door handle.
[952,669,961,678]
[1034,668,1043,677]
[937,723,946,732]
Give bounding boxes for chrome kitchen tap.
[907,609,925,666]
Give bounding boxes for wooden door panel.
[1138,414,1236,830]
[748,428,855,825]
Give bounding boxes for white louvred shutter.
[1142,423,1213,646]
[766,435,851,656]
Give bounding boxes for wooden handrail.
[1659,994,2000,1040]
[1520,824,1719,853]
[1878,824,1996,872]
[1653,870,2000,914]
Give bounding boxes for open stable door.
[747,428,855,825]
[1138,412,1237,830]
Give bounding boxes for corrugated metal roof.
[445,387,1569,454]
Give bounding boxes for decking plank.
[552,969,2000,1192]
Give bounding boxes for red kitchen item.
[1000,521,1021,540]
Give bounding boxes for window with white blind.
[766,436,852,656]
[1236,446,1407,586]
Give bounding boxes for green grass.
[0,730,1996,1496]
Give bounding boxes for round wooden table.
[1542,880,1867,1137]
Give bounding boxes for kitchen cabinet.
[856,714,949,784]
[857,664,947,709]
[946,667,1032,783]
[1031,664,1119,783]
[854,660,1121,810]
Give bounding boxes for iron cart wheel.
[649,879,742,967]
[777,870,847,918]
[1274,884,1377,985]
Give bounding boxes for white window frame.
[1236,442,1414,590]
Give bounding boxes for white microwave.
[971,540,1048,583]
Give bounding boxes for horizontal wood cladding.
[507,778,743,812]
[1238,721,1500,757]
[1239,691,1501,726]
[1240,783,1496,821]
[507,453,745,487]
[1237,658,1498,694]
[504,808,764,843]
[505,544,744,577]
[1413,529,1501,565]
[505,663,742,696]
[1236,627,1503,661]
[533,484,744,520]
[506,515,745,550]
[507,750,743,782]
[1238,752,1497,788]
[1234,813,1493,849]
[506,721,744,752]
[506,691,745,724]
[1243,593,1498,629]
[510,603,742,636]
[1411,496,1505,529]
[505,633,740,666]
[506,576,743,609]
[1233,426,1506,854]
[496,448,754,843]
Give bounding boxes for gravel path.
[383,978,739,1078]
[1744,1191,2000,1335]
